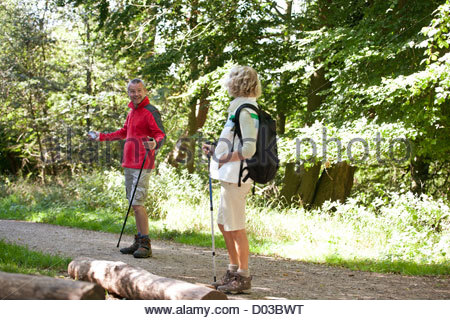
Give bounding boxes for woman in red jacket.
[89,79,165,258]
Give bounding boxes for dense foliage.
[1,167,448,274]
[1,0,448,200]
[0,0,449,274]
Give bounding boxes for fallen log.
[0,271,105,300]
[68,258,227,300]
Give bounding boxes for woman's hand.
[202,143,215,157]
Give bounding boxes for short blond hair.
[224,66,262,98]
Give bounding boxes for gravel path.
[1,219,449,300]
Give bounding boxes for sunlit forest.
[1,0,449,275]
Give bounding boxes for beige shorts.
[217,181,252,231]
[124,168,152,206]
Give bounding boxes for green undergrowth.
[1,165,449,277]
[0,239,71,277]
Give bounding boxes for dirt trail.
[0,219,449,300]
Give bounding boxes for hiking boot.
[217,272,252,294]
[119,235,140,254]
[133,237,152,258]
[212,270,234,289]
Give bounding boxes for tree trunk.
[28,94,46,182]
[277,113,286,135]
[280,3,334,202]
[172,90,210,171]
[183,2,201,173]
[411,156,430,195]
[186,97,197,173]
[68,258,227,300]
[306,58,330,125]
[275,0,292,136]
[306,0,332,121]
[280,162,321,206]
[0,271,104,300]
[196,93,210,130]
[312,161,356,207]
[280,58,332,201]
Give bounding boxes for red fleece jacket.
[99,97,166,169]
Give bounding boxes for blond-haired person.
[203,66,261,293]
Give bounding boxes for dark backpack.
[232,104,279,187]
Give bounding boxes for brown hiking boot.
[212,270,234,289]
[119,235,140,254]
[133,237,152,258]
[217,272,252,294]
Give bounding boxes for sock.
[140,234,149,239]
[227,264,238,272]
[237,268,250,277]
[137,232,142,237]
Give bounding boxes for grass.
[323,255,450,275]
[0,239,71,277]
[0,168,449,277]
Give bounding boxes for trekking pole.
[117,140,152,248]
[207,154,217,283]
